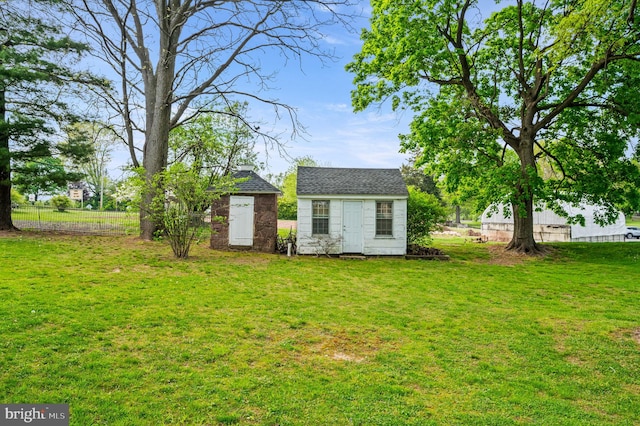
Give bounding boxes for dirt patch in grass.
[622,383,640,396]
[330,352,365,363]
[484,244,556,265]
[216,252,273,266]
[313,328,391,364]
[612,327,640,347]
[272,327,394,365]
[486,245,530,265]
[0,229,61,239]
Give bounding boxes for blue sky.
[251,20,413,175]
[107,6,413,178]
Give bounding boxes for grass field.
[0,232,639,425]
[11,206,140,234]
[628,216,640,227]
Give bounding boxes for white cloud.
[324,103,351,112]
[322,34,348,46]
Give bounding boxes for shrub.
[162,201,207,258]
[149,163,236,259]
[406,186,448,245]
[10,188,26,206]
[50,195,73,212]
[277,199,297,220]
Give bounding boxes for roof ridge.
[296,166,408,196]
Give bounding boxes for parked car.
[626,226,640,239]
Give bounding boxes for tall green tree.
[274,156,320,220]
[400,163,440,199]
[13,157,82,201]
[169,103,261,187]
[64,122,118,210]
[348,0,640,253]
[0,0,98,229]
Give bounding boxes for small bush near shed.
[406,186,448,245]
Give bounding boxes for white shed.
[481,203,627,242]
[296,167,409,255]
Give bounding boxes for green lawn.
[11,206,137,224]
[627,215,640,227]
[0,233,638,425]
[11,206,140,234]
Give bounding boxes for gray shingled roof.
[296,167,408,196]
[232,170,281,194]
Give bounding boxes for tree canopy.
[348,0,640,253]
[0,0,100,229]
[169,103,261,186]
[400,163,440,199]
[64,122,118,210]
[274,156,320,220]
[13,157,83,201]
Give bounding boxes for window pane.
[376,219,392,235]
[376,201,393,236]
[376,202,392,218]
[312,200,329,234]
[313,218,329,235]
[312,200,329,217]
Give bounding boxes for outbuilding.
[296,167,409,255]
[481,203,627,242]
[210,166,281,252]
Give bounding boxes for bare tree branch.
[70,0,358,238]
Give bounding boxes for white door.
[229,196,254,246]
[343,201,363,253]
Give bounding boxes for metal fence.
[11,205,140,235]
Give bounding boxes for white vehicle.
[626,226,640,239]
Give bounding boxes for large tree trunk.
[506,138,542,254]
[0,161,13,231]
[139,24,176,240]
[507,196,539,253]
[0,89,17,231]
[140,103,171,240]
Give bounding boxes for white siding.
[362,199,407,255]
[296,198,343,255]
[297,196,407,255]
[481,203,627,242]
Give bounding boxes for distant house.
[481,203,627,242]
[210,166,281,252]
[296,167,409,255]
